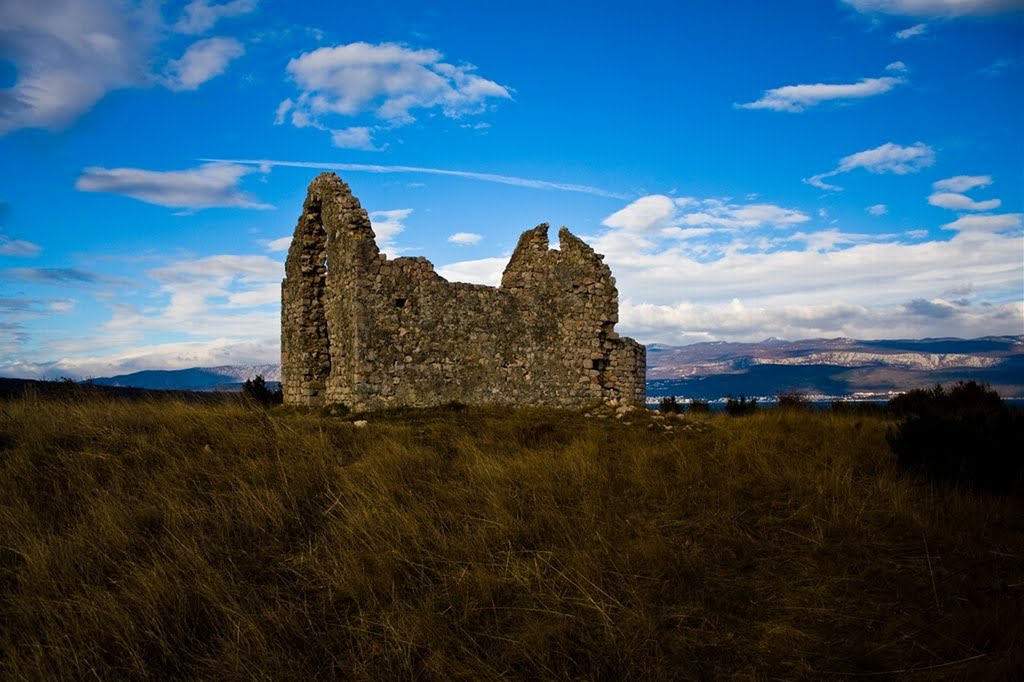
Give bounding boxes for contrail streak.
[202,158,629,200]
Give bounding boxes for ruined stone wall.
[281,173,646,411]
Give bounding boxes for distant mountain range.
[83,337,1024,401]
[90,365,280,392]
[646,335,1024,402]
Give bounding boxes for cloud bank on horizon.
[0,0,1021,378]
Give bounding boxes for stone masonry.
[281,173,645,411]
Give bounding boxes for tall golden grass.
[1,391,1021,678]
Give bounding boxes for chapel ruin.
[280,173,645,411]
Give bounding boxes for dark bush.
[776,392,811,410]
[725,395,757,416]
[688,399,710,414]
[830,400,885,415]
[658,396,682,414]
[886,381,1024,495]
[242,375,282,407]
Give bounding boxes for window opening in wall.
[592,358,608,371]
[394,298,407,308]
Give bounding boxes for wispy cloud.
[943,213,1022,232]
[980,56,1023,77]
[867,204,889,216]
[737,64,906,112]
[208,158,629,199]
[330,127,379,151]
[368,209,413,256]
[448,232,483,245]
[0,0,154,135]
[929,175,1002,211]
[5,267,99,284]
[174,0,258,35]
[933,175,991,192]
[0,235,41,257]
[76,162,272,209]
[265,236,292,252]
[929,193,1001,211]
[894,23,928,38]
[602,195,810,235]
[0,0,257,136]
[0,297,73,313]
[842,0,1024,16]
[806,141,935,191]
[163,37,245,91]
[0,251,287,378]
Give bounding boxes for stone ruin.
[281,173,645,411]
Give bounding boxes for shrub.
[688,399,710,414]
[830,400,885,415]
[776,392,811,410]
[724,395,757,416]
[658,396,682,414]
[242,375,282,406]
[886,381,1024,495]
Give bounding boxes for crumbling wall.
[281,173,646,411]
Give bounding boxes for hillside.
[89,364,281,391]
[1,394,1021,678]
[647,335,1024,401]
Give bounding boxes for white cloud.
[265,236,292,252]
[867,204,889,216]
[274,98,293,124]
[174,0,258,35]
[933,175,991,192]
[602,195,809,234]
[837,141,935,174]
[737,66,905,112]
[436,257,507,287]
[0,250,287,379]
[842,0,1024,16]
[680,201,810,230]
[603,195,680,232]
[447,232,483,245]
[943,213,1022,232]
[0,0,154,135]
[442,223,1024,343]
[369,208,412,255]
[208,158,628,199]
[280,42,511,135]
[894,23,929,38]
[928,193,1001,211]
[929,175,1002,211]
[573,194,1024,343]
[163,37,244,91]
[75,162,272,209]
[102,254,283,336]
[330,126,378,150]
[150,254,281,284]
[0,236,41,257]
[807,142,935,191]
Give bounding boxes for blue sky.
[1,0,1022,378]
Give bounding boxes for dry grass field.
[1,388,1021,679]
